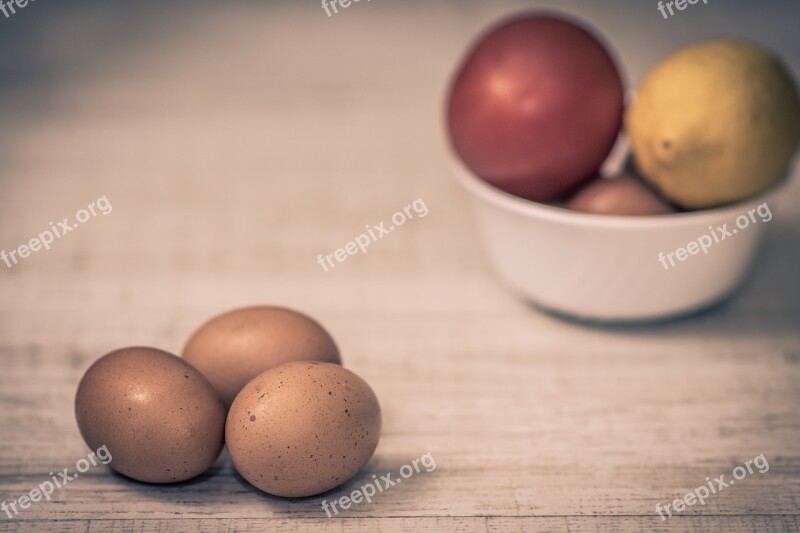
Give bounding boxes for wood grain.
[1,1,799,532]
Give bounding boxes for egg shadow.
[104,448,315,513]
[222,453,439,518]
[107,446,229,490]
[93,434,431,515]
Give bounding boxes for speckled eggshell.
[75,347,226,483]
[183,306,341,409]
[226,361,381,497]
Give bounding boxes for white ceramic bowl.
[451,153,787,322]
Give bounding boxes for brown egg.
[566,174,677,215]
[226,361,381,497]
[183,306,341,409]
[75,347,225,483]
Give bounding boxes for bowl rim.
[449,149,790,229]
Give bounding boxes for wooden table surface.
[1,1,799,532]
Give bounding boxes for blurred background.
[1,1,799,530]
[2,0,799,332]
